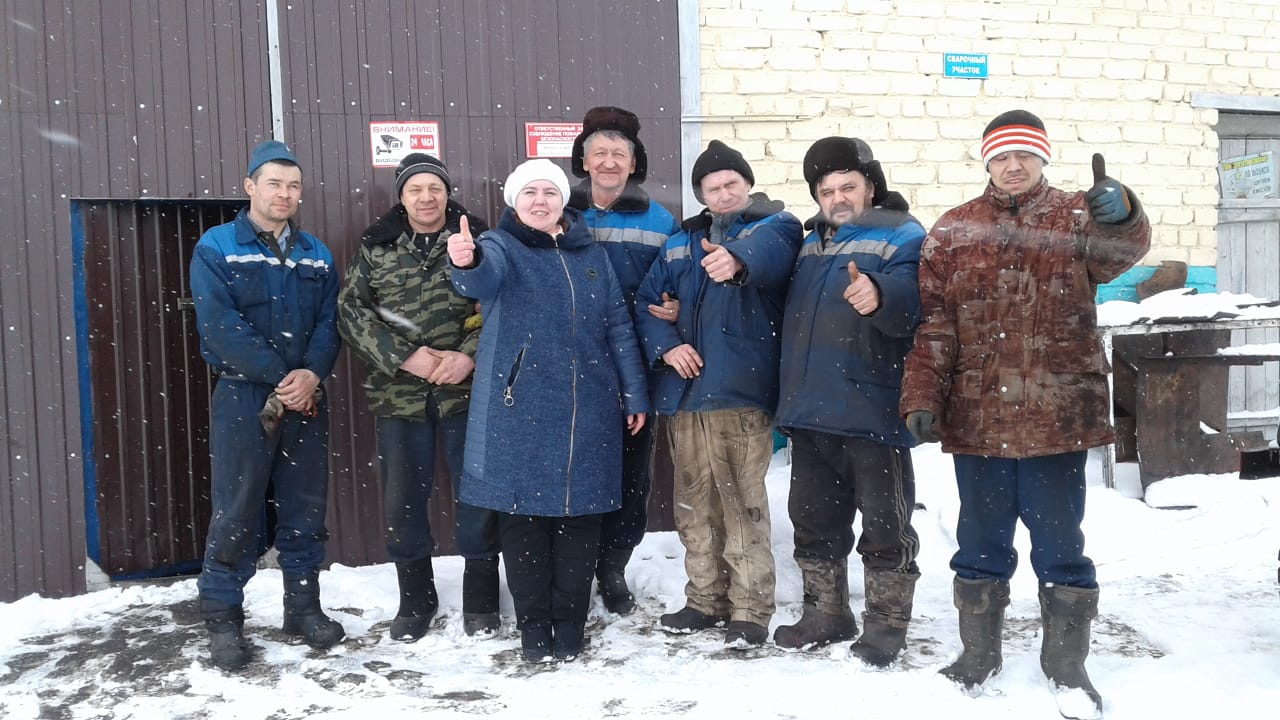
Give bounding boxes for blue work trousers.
[950,451,1096,587]
[376,410,499,562]
[198,379,331,608]
[598,422,654,554]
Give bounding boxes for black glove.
[906,410,940,444]
[1084,153,1131,224]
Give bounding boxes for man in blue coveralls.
[190,139,343,670]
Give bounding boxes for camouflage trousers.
[666,408,776,626]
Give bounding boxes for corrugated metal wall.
[1,0,681,600]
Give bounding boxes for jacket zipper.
[502,347,526,407]
[554,237,578,513]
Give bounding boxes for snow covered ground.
[2,441,1279,720]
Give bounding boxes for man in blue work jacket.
[190,140,343,670]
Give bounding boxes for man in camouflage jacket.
[337,153,501,641]
[900,110,1149,719]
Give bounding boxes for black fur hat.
[571,106,648,183]
[802,136,889,205]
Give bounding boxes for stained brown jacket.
[900,176,1150,458]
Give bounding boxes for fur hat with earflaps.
[571,106,648,183]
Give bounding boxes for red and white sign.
[524,122,583,159]
[370,121,441,168]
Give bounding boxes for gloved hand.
[258,392,286,435]
[905,410,940,444]
[258,388,322,435]
[1084,153,1131,224]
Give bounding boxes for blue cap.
[247,139,300,177]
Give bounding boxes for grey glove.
[906,410,940,444]
[258,392,286,435]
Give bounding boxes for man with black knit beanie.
[337,153,503,641]
[901,110,1150,719]
[634,139,802,649]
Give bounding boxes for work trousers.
[666,407,776,626]
[788,429,920,573]
[598,422,654,554]
[198,379,330,608]
[376,409,499,562]
[951,451,1096,587]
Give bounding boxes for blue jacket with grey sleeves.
[774,206,925,447]
[633,194,803,416]
[189,208,340,385]
[449,206,649,517]
[568,179,679,309]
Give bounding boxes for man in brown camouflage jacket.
[900,110,1149,720]
[337,153,501,641]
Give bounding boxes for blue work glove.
[1084,153,1131,224]
[905,410,939,444]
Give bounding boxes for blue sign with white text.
[944,53,988,79]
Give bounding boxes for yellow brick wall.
[697,0,1280,266]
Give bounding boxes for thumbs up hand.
[448,215,477,267]
[843,261,880,315]
[700,238,744,283]
[1084,153,1131,224]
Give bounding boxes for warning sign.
[370,121,441,168]
[525,122,583,159]
[1218,151,1276,199]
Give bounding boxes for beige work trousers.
[666,407,776,626]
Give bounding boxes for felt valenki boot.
[1040,583,1103,720]
[849,568,920,667]
[940,576,1010,689]
[773,558,858,649]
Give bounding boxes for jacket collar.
[803,203,918,234]
[234,208,310,251]
[680,192,786,233]
[567,178,651,213]
[496,205,593,250]
[984,175,1049,215]
[359,201,489,247]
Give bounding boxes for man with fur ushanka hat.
[567,106,678,616]
[772,136,926,667]
[901,110,1150,719]
[337,153,503,642]
[634,139,802,649]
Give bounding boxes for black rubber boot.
[850,569,920,667]
[773,559,857,649]
[201,599,250,670]
[552,621,586,661]
[521,622,553,663]
[940,576,1010,689]
[282,572,346,649]
[1040,584,1103,719]
[389,557,439,641]
[462,556,501,637]
[596,548,636,615]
